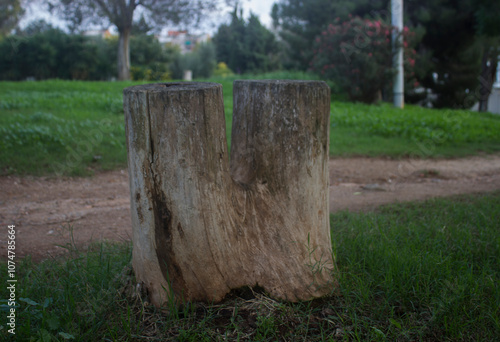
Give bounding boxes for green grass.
[1,74,500,176]
[1,192,499,341]
[331,193,500,341]
[0,239,133,341]
[0,80,138,176]
[331,101,500,158]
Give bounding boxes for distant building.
[157,30,210,54]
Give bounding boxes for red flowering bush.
[311,16,418,103]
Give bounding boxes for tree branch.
[94,0,118,26]
[128,0,138,11]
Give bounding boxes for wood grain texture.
[124,81,335,306]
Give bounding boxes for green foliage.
[170,42,216,79]
[312,17,419,103]
[1,192,499,340]
[273,0,500,108]
[0,28,115,81]
[404,0,497,108]
[213,62,234,78]
[195,42,217,78]
[272,0,389,70]
[22,19,57,36]
[87,36,117,80]
[128,35,176,81]
[131,14,153,36]
[0,0,23,37]
[475,0,500,36]
[110,33,179,81]
[48,0,221,80]
[0,27,179,81]
[431,42,483,109]
[130,65,171,81]
[213,9,281,74]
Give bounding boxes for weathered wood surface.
[124,80,335,306]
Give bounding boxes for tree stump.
[124,80,335,306]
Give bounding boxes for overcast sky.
[20,0,275,34]
[239,0,273,27]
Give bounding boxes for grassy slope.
[1,192,498,341]
[331,101,500,158]
[0,80,135,176]
[1,77,500,176]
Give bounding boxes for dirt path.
[1,154,500,262]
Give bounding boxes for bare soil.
[1,154,500,262]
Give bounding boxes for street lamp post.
[392,0,404,108]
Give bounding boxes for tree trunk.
[478,44,497,112]
[123,81,335,307]
[118,27,131,81]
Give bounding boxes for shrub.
[311,16,419,103]
[170,42,216,79]
[0,26,177,81]
[213,62,234,78]
[0,29,114,81]
[130,64,171,81]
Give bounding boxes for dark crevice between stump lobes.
[144,88,187,299]
[150,165,187,299]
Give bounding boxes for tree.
[0,0,24,37]
[131,14,152,35]
[477,40,499,112]
[48,0,225,80]
[244,14,281,72]
[213,8,281,74]
[124,80,335,306]
[0,34,56,80]
[311,17,419,103]
[404,0,482,108]
[213,8,246,73]
[274,0,500,108]
[272,0,386,70]
[21,18,55,35]
[195,42,216,78]
[0,25,116,81]
[169,41,216,79]
[128,34,174,80]
[474,0,500,112]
